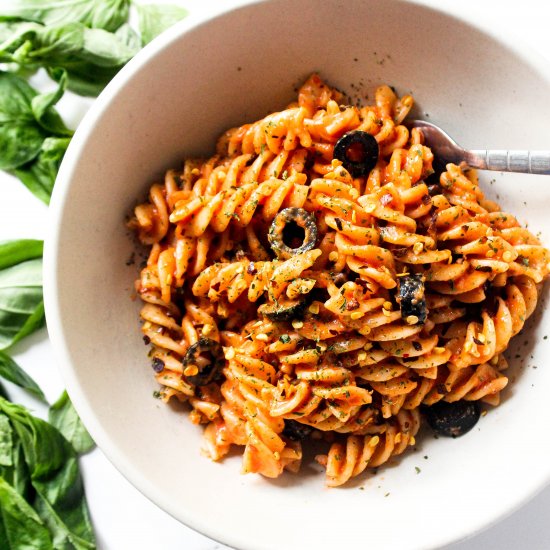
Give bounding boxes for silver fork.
[407,120,550,175]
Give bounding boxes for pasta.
[129,74,550,487]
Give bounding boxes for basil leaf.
[0,71,45,170]
[24,21,84,61]
[13,163,53,204]
[0,22,139,96]
[13,136,70,204]
[33,474,95,550]
[0,438,31,501]
[80,25,137,67]
[1,0,131,33]
[0,23,40,66]
[0,121,45,171]
[9,301,44,349]
[0,476,53,550]
[114,22,140,51]
[0,240,43,271]
[0,398,96,549]
[15,22,138,68]
[0,71,70,175]
[0,414,13,467]
[0,351,45,402]
[0,68,36,121]
[137,4,188,46]
[48,64,116,97]
[0,258,45,350]
[49,392,94,454]
[30,70,73,136]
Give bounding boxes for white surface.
[3,0,550,549]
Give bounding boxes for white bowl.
[44,1,550,549]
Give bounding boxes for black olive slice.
[333,131,379,177]
[396,274,427,324]
[283,419,313,441]
[268,207,317,260]
[258,298,307,322]
[183,338,224,386]
[425,401,481,437]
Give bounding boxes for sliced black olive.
[268,207,317,260]
[283,419,313,441]
[396,274,427,324]
[258,298,307,322]
[333,131,379,177]
[183,338,224,386]
[151,357,165,372]
[425,401,481,437]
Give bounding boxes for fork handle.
[466,150,550,174]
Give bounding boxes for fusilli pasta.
[129,74,549,486]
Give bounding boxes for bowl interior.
[46,1,550,549]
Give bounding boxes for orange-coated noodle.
[129,75,550,487]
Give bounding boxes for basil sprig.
[0,4,191,549]
[0,3,189,202]
[0,397,96,550]
[0,21,140,97]
[0,71,71,203]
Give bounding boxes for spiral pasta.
[129,74,550,487]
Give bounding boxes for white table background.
[2,0,550,548]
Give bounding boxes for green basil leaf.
[13,163,53,204]
[16,22,137,68]
[0,258,45,350]
[0,513,6,550]
[33,473,95,550]
[137,4,188,46]
[24,21,84,61]
[0,0,131,33]
[0,240,43,271]
[0,439,31,501]
[9,301,45,350]
[47,64,114,97]
[0,351,45,402]
[0,22,43,65]
[0,121,45,171]
[43,24,139,96]
[52,63,121,96]
[30,70,72,136]
[0,399,63,478]
[80,26,137,67]
[0,71,70,173]
[0,414,13,467]
[0,476,53,550]
[40,135,71,161]
[13,136,70,203]
[49,392,94,454]
[0,22,138,96]
[0,67,72,137]
[0,69,34,121]
[1,82,51,160]
[114,22,140,51]
[0,398,96,549]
